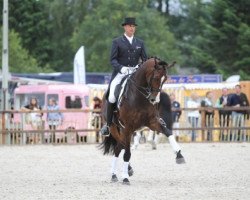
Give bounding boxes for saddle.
[114,74,129,106]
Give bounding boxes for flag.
[73,46,86,84]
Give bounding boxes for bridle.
[129,58,167,100]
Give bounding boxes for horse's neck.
[133,67,147,87]
[126,70,149,106]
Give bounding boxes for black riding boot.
[100,102,115,136]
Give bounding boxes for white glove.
[120,66,130,74]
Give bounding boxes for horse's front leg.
[118,131,132,185]
[110,143,122,183]
[149,118,186,164]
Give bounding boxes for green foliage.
[45,0,96,71]
[6,0,53,68]
[0,29,49,73]
[166,0,250,80]
[0,0,249,80]
[71,0,181,72]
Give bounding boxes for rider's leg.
[100,73,124,136]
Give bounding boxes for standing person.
[47,98,63,143]
[100,17,147,136]
[186,93,200,142]
[170,93,182,141]
[91,96,102,142]
[201,91,215,141]
[22,97,43,143]
[227,85,249,141]
[215,88,231,141]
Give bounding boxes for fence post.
[201,109,206,141]
[1,111,6,144]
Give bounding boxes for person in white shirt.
[201,91,215,141]
[187,92,200,141]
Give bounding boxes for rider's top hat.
[122,17,138,26]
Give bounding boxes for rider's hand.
[120,66,130,75]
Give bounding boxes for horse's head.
[140,57,175,104]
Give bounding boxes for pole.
[2,0,9,111]
[1,0,9,144]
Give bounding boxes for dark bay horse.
[100,57,185,184]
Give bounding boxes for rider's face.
[124,24,136,37]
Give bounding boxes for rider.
[100,17,147,136]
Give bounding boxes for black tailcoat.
[110,35,147,80]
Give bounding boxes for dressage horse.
[100,57,185,184]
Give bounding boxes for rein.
[129,77,153,99]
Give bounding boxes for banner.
[73,46,86,84]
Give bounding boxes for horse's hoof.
[176,150,186,164]
[128,165,134,177]
[111,174,118,182]
[122,178,130,185]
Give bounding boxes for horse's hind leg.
[122,143,131,185]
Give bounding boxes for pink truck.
[13,84,90,143]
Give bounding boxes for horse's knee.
[162,126,172,137]
[123,149,131,162]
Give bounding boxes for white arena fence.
[0,107,249,145]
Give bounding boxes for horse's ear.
[167,61,176,69]
[158,61,168,66]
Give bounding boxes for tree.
[45,0,98,71]
[4,0,53,69]
[192,0,250,79]
[0,28,49,73]
[71,0,181,73]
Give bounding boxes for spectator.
[215,88,231,140]
[47,98,63,142]
[187,92,200,141]
[91,96,102,143]
[227,85,249,141]
[22,97,43,129]
[201,91,214,141]
[21,97,43,144]
[170,93,182,141]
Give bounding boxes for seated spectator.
[201,91,214,141]
[187,92,200,142]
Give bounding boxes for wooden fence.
[0,107,249,145]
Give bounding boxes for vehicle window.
[16,93,45,109]
[65,96,82,109]
[84,96,89,107]
[47,94,59,105]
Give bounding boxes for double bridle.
[129,58,167,100]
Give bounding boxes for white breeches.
[108,73,127,103]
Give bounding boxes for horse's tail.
[159,92,173,129]
[99,134,117,155]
